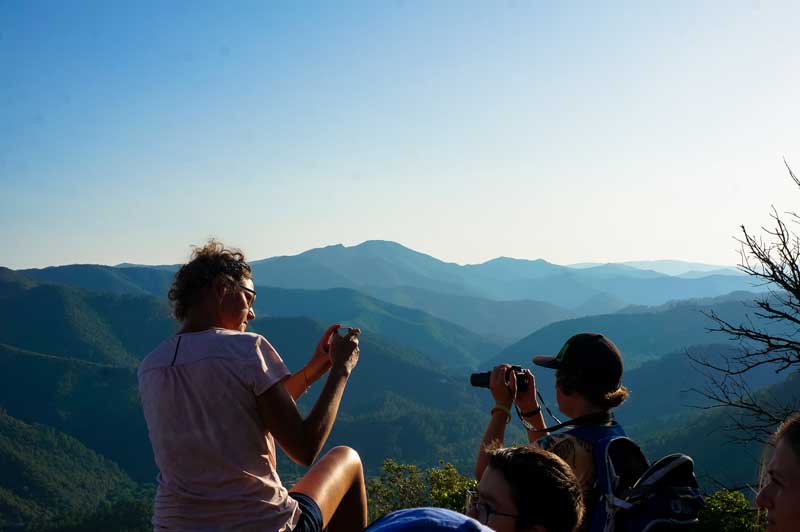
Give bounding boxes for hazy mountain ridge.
[8,242,759,334]
[362,284,575,344]
[246,241,760,310]
[21,264,174,298]
[616,344,786,434]
[492,294,776,372]
[572,291,628,316]
[253,286,502,369]
[571,260,739,277]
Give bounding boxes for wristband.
[520,406,541,417]
[515,404,542,432]
[491,404,511,424]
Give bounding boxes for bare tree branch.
[690,163,800,441]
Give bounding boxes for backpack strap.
[542,412,616,433]
[564,422,630,532]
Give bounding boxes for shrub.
[696,489,764,532]
[367,459,476,523]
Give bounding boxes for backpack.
[567,422,705,532]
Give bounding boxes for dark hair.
[556,368,629,410]
[775,412,800,459]
[168,240,252,321]
[486,445,584,532]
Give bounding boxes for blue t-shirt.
[366,508,492,532]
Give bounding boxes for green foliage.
[0,411,139,531]
[40,493,154,532]
[426,462,477,514]
[696,490,764,532]
[366,459,476,523]
[0,344,155,482]
[367,460,428,520]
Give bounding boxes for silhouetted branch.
[690,163,800,442]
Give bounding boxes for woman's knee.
[327,445,360,462]
[327,446,363,476]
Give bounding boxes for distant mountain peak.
[357,239,409,249]
[263,241,421,262]
[477,256,552,266]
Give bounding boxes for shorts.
[289,492,324,532]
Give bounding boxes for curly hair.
[486,445,584,532]
[168,240,252,321]
[556,369,630,411]
[776,412,800,460]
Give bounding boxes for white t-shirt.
[138,328,300,531]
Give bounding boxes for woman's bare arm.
[257,332,359,466]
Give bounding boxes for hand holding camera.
[513,368,539,413]
[470,364,538,410]
[329,325,361,376]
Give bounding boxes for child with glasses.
[467,446,584,532]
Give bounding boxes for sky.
[1,0,799,269]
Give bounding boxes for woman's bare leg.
[291,446,368,532]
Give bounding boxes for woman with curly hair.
[138,240,367,532]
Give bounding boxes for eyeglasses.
[465,490,519,525]
[238,284,256,309]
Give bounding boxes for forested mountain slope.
[20,265,174,298]
[253,286,502,368]
[362,285,574,343]
[0,411,138,530]
[641,371,800,490]
[0,284,174,366]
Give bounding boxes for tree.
[366,459,476,523]
[696,489,764,532]
[690,162,800,443]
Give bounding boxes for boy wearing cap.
[475,333,629,529]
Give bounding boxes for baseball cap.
[532,333,623,392]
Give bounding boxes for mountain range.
[0,241,786,529]
[247,241,759,310]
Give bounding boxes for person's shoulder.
[198,328,266,351]
[210,329,284,364]
[538,432,572,452]
[217,329,265,345]
[366,508,491,531]
[138,336,178,375]
[158,329,270,364]
[539,433,594,461]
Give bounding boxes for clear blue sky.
[2,1,799,269]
